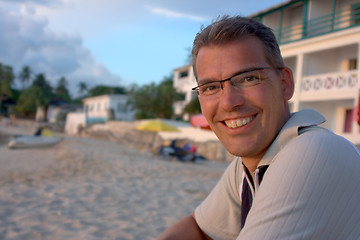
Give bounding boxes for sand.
[0,122,228,240]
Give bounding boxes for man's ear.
[280,67,294,101]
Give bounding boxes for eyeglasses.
[192,67,282,97]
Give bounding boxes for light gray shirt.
[195,109,360,240]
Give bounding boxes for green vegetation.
[127,75,184,119]
[0,63,15,114]
[0,62,188,120]
[183,97,201,115]
[87,85,127,97]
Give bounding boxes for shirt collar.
[257,109,326,167]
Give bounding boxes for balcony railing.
[301,70,358,93]
[273,4,360,44]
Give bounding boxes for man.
[159,16,360,239]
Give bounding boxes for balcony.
[300,70,358,101]
[273,4,360,44]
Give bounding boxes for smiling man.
[158,16,360,240]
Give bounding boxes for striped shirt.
[195,109,360,240]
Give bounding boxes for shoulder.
[263,125,360,206]
[282,126,359,167]
[268,126,360,185]
[241,127,360,239]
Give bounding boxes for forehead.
[196,37,268,82]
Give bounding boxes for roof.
[248,0,298,17]
[174,64,192,72]
[82,94,128,101]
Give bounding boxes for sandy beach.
[0,121,228,240]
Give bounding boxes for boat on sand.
[7,127,62,149]
[8,135,62,149]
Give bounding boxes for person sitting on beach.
[158,16,360,239]
[158,139,188,161]
[34,127,44,136]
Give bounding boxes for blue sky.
[0,0,286,96]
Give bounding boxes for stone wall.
[85,121,235,162]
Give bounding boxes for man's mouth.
[224,115,256,129]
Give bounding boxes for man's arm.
[158,213,212,240]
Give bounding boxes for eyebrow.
[197,67,261,85]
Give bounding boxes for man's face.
[196,37,293,167]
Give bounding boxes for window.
[179,70,188,78]
[341,59,357,71]
[351,4,360,25]
[344,109,353,133]
[349,59,357,70]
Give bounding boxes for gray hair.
[192,15,285,79]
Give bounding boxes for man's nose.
[219,81,246,111]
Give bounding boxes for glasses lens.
[231,69,262,89]
[196,69,266,97]
[199,82,222,96]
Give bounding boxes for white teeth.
[225,116,255,129]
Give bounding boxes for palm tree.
[0,63,14,114]
[55,77,71,101]
[77,81,88,96]
[19,66,32,89]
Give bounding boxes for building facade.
[83,94,135,124]
[173,0,360,145]
[173,65,197,120]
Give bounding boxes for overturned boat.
[8,135,62,149]
[8,127,62,149]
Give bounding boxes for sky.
[0,0,287,96]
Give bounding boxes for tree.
[183,97,201,115]
[16,73,53,115]
[88,85,126,97]
[128,75,184,119]
[31,73,53,105]
[19,66,32,89]
[128,83,158,119]
[77,81,88,96]
[54,77,71,101]
[0,63,14,114]
[16,87,43,115]
[0,63,14,98]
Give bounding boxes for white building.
[173,0,360,145]
[173,65,197,120]
[83,94,135,124]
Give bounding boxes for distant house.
[47,103,83,123]
[83,94,135,124]
[35,98,82,123]
[173,65,197,121]
[173,0,360,146]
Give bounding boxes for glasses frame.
[192,67,282,96]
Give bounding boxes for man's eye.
[232,73,260,86]
[200,84,219,92]
[242,75,258,82]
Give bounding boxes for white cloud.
[147,6,207,22]
[0,1,122,97]
[0,0,288,97]
[1,0,63,6]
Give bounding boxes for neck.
[241,155,264,174]
[242,110,291,174]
